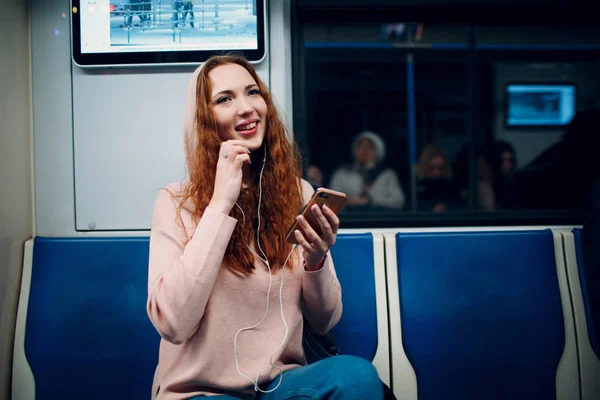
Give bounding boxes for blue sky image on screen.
[79,0,258,54]
[507,84,575,126]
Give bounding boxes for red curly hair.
[177,54,304,274]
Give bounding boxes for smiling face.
[209,63,268,152]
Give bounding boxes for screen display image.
[506,84,576,127]
[72,0,265,66]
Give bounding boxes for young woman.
[147,55,383,400]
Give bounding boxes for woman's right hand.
[208,140,251,214]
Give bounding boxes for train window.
[475,43,600,215]
[293,21,600,227]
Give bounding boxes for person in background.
[173,0,195,28]
[147,54,383,400]
[329,130,405,210]
[416,144,464,212]
[125,0,152,27]
[305,164,324,190]
[502,109,598,210]
[485,140,517,209]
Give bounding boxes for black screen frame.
[504,81,577,129]
[71,0,267,67]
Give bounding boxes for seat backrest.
[573,228,599,358]
[394,230,566,400]
[305,233,379,363]
[18,234,385,399]
[22,237,159,399]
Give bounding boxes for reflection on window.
[296,22,600,225]
[417,145,465,212]
[328,131,406,211]
[500,108,598,211]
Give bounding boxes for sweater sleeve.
[146,187,237,344]
[298,179,343,335]
[302,255,343,335]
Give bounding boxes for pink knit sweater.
[147,179,343,400]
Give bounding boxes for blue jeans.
[189,355,383,399]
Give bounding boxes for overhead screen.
[506,83,576,127]
[71,0,266,67]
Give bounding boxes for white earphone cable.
[233,147,296,393]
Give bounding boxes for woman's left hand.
[294,204,340,271]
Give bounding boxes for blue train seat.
[12,233,389,399]
[306,233,389,386]
[386,229,578,400]
[14,237,159,399]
